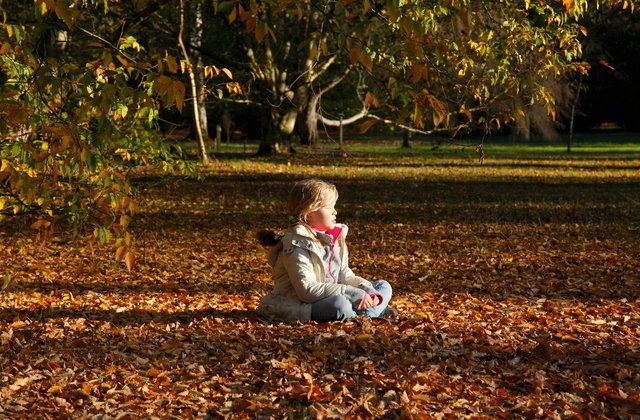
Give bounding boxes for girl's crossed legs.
[310,280,392,322]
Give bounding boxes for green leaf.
[98,226,107,244]
[217,1,235,13]
[2,274,11,290]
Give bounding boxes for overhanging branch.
[366,114,471,136]
[317,105,369,126]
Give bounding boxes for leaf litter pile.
[0,153,639,418]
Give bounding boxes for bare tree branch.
[76,26,138,64]
[309,55,338,82]
[317,64,353,96]
[318,105,369,126]
[366,114,471,136]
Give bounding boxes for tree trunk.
[402,129,413,148]
[298,91,320,146]
[568,73,582,153]
[258,107,292,154]
[221,109,233,143]
[190,1,210,142]
[298,64,353,146]
[246,42,295,155]
[247,8,342,153]
[179,0,209,162]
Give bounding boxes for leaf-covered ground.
[1,150,639,418]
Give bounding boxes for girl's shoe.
[371,306,399,324]
[380,305,398,319]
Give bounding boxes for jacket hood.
[291,223,348,238]
[289,223,349,243]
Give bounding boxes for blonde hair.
[288,178,338,222]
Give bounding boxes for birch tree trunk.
[189,1,210,143]
[179,0,210,162]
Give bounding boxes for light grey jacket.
[256,223,375,322]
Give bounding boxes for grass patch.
[183,131,640,161]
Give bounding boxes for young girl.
[256,178,396,323]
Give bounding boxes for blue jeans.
[310,280,392,322]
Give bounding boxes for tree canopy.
[0,0,230,267]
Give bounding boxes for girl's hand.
[359,294,377,309]
[371,295,381,307]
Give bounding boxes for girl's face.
[306,202,337,232]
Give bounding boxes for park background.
[0,1,639,418]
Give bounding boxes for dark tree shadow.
[9,277,270,297]
[0,307,256,325]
